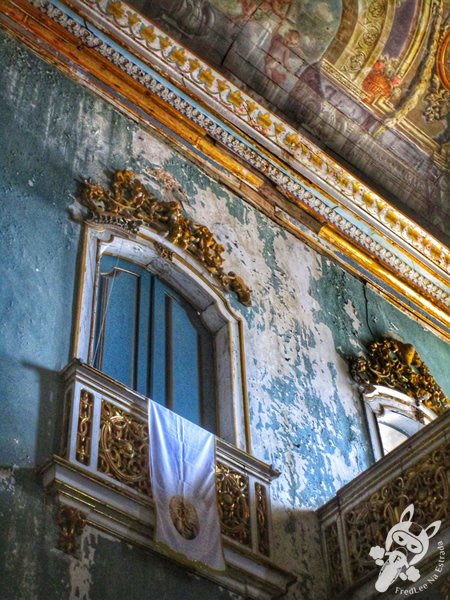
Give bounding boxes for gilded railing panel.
[255,482,270,557]
[76,389,94,465]
[97,400,151,497]
[318,412,450,595]
[216,462,251,547]
[323,522,345,594]
[345,440,450,580]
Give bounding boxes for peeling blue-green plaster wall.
[1,30,449,600]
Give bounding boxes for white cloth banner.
[148,400,225,571]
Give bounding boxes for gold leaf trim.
[81,170,251,306]
[351,337,449,416]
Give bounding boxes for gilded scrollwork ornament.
[216,462,251,546]
[81,170,252,306]
[350,337,448,416]
[97,401,152,496]
[56,505,86,555]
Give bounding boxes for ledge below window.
[40,360,296,599]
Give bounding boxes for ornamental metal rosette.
[81,170,252,306]
[56,505,87,554]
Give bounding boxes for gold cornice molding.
[61,0,449,276]
[1,0,449,340]
[81,170,252,306]
[319,226,450,333]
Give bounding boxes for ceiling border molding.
[62,0,449,278]
[1,0,449,338]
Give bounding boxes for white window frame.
[72,223,251,452]
[362,384,437,460]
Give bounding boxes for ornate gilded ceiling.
[138,0,450,244]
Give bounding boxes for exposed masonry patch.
[29,0,450,309]
[68,529,98,600]
[0,468,15,493]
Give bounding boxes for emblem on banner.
[169,495,200,540]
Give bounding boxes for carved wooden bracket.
[80,170,252,306]
[350,337,448,416]
[56,505,87,555]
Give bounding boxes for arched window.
[74,224,250,451]
[92,254,216,431]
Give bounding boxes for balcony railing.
[317,410,449,598]
[40,360,296,599]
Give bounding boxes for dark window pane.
[93,255,216,430]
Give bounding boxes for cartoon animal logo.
[369,504,441,593]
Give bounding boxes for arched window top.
[362,385,436,457]
[350,337,449,459]
[80,170,252,307]
[74,223,251,452]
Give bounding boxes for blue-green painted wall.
[0,30,449,600]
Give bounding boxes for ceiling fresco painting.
[128,0,450,243]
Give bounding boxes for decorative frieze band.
[23,0,450,314]
[69,0,449,277]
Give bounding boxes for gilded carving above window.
[351,337,449,416]
[80,170,251,306]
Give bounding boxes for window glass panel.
[198,328,216,433]
[94,254,216,431]
[378,423,409,454]
[95,257,140,389]
[377,411,422,455]
[135,268,151,396]
[150,277,167,407]
[171,296,201,424]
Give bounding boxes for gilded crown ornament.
[80,170,252,306]
[350,337,448,416]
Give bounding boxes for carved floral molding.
[81,170,252,306]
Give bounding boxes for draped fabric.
[148,400,225,571]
